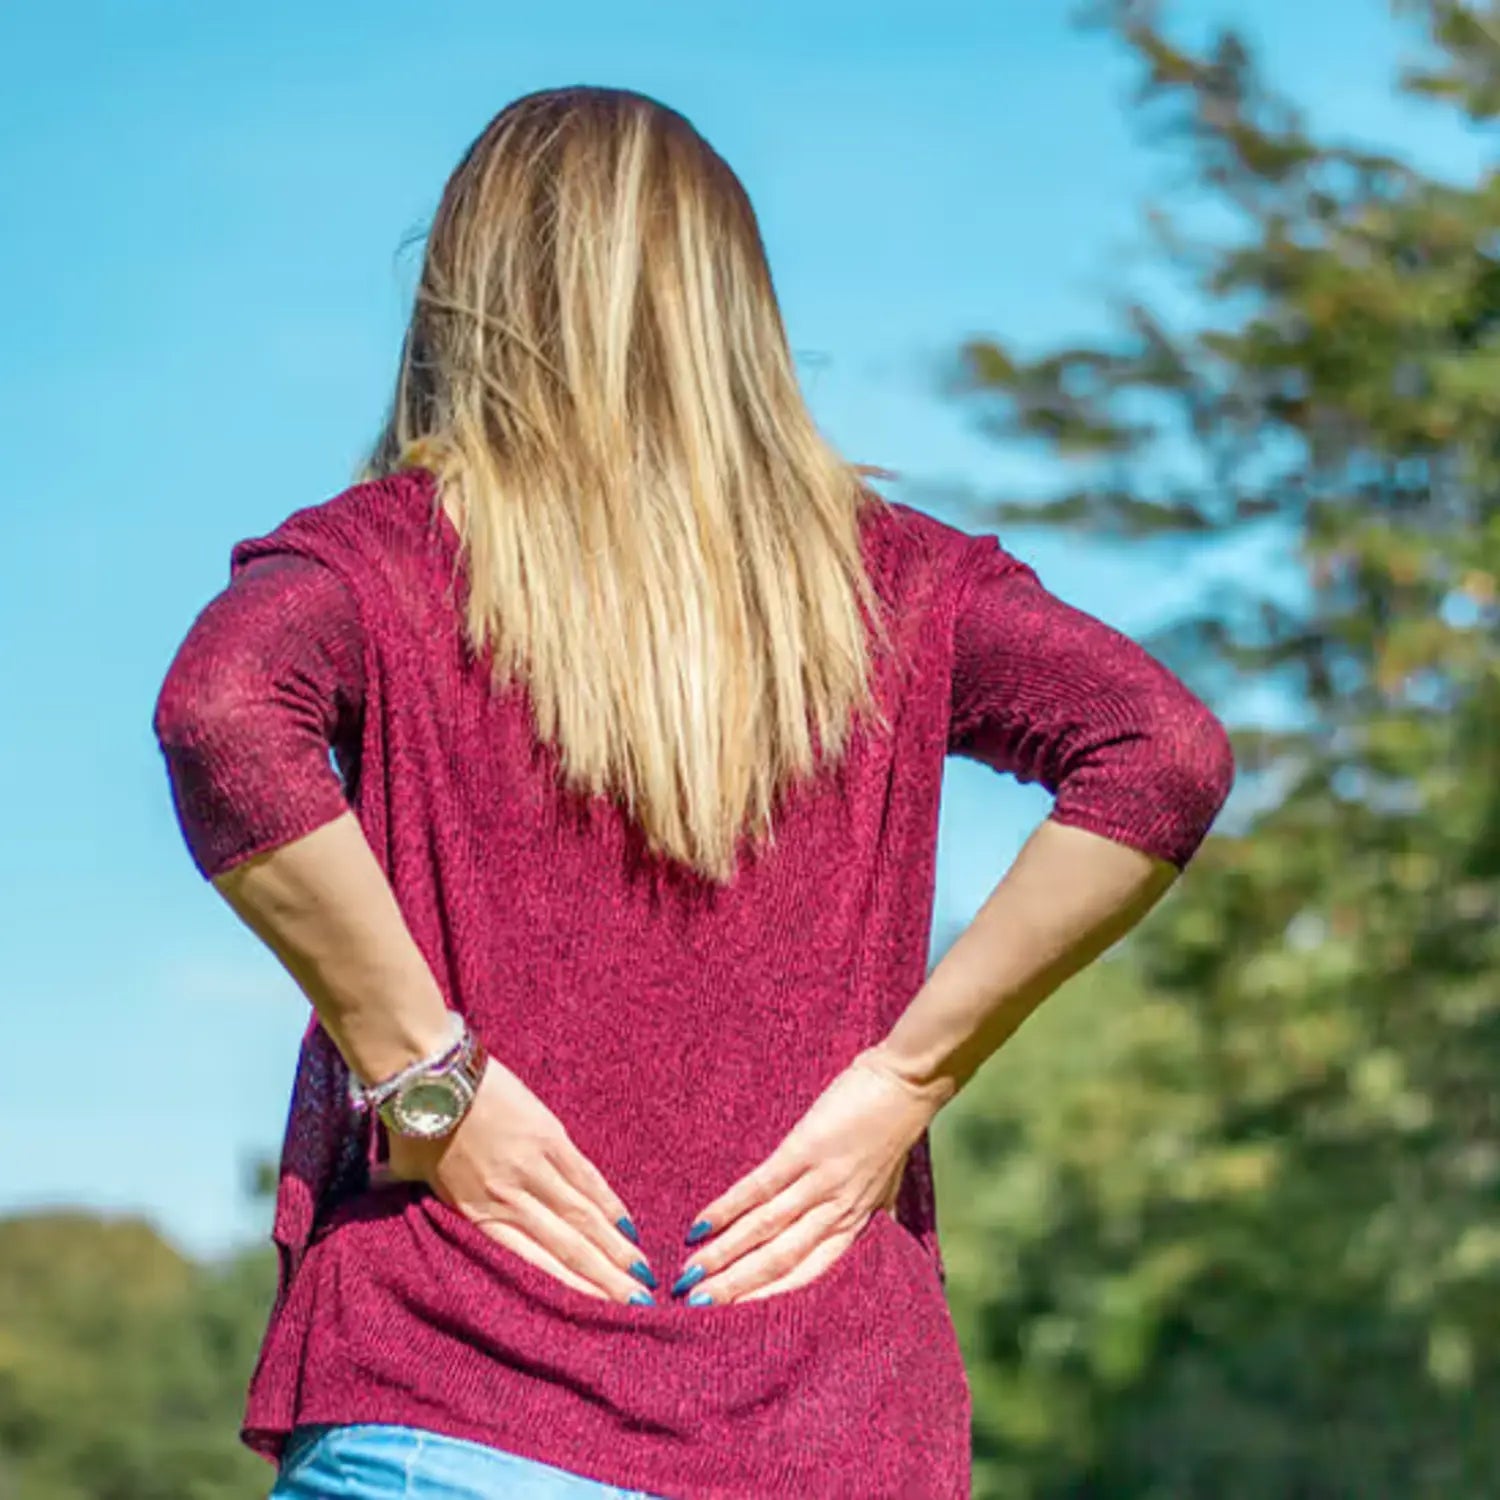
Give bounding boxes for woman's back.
[155,461,1229,1496]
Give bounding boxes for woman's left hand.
[671,1045,950,1305]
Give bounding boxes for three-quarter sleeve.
[152,554,367,880]
[948,536,1235,869]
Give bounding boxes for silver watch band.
[347,1011,466,1115]
[376,1026,489,1140]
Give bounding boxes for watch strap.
[376,1025,488,1138]
[348,1011,467,1116]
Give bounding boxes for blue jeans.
[269,1423,662,1498]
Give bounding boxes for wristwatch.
[362,1020,489,1141]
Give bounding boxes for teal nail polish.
[671,1264,706,1297]
[628,1288,655,1306]
[687,1289,714,1307]
[617,1216,640,1245]
[685,1220,713,1246]
[629,1259,658,1289]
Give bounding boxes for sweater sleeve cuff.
[1043,803,1210,871]
[165,753,354,882]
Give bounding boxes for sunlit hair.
[365,85,890,884]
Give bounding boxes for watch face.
[391,1077,464,1139]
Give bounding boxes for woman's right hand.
[373,1055,656,1303]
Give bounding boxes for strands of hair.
[365,86,890,885]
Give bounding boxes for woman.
[152,85,1234,1499]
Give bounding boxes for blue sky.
[0,1,1479,1258]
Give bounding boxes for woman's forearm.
[153,557,451,1089]
[211,811,455,1087]
[872,817,1180,1107]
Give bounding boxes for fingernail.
[628,1289,656,1306]
[687,1289,714,1307]
[671,1264,706,1297]
[629,1259,658,1289]
[684,1220,713,1246]
[617,1216,640,1245]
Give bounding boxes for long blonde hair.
[365,86,889,885]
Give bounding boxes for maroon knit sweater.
[152,467,1234,1498]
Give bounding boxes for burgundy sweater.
[152,467,1234,1498]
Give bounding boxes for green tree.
[932,2,1500,1495]
[0,1212,276,1500]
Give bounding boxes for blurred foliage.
[0,1213,275,1500]
[934,0,1500,1495]
[7,3,1500,1497]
